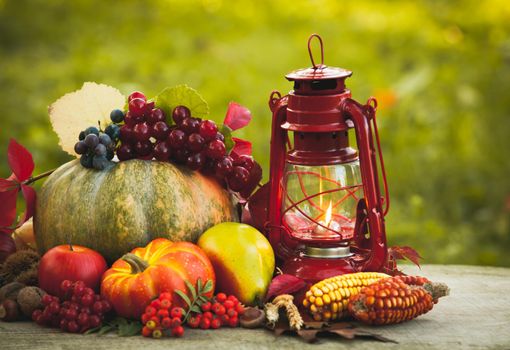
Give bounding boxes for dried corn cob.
[303,272,389,321]
[348,275,449,325]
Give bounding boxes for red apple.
[38,244,107,297]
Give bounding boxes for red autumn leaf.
[0,189,18,229]
[19,184,36,224]
[223,102,252,131]
[265,274,307,301]
[389,246,422,267]
[231,137,252,159]
[0,178,17,192]
[7,139,34,182]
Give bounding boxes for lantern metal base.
[304,245,353,259]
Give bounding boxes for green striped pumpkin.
[35,159,238,262]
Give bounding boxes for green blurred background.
[1,0,509,266]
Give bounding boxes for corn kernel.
[323,294,331,305]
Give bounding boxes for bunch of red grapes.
[31,280,111,333]
[110,91,261,198]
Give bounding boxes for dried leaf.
[223,102,252,131]
[49,82,125,156]
[7,139,34,182]
[296,329,319,343]
[265,274,307,301]
[389,246,422,267]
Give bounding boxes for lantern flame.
[325,202,332,227]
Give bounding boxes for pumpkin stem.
[122,253,150,274]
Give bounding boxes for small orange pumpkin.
[100,238,215,319]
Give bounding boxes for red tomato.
[38,244,107,297]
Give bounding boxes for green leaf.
[155,85,209,125]
[190,305,201,313]
[175,289,192,308]
[198,295,208,302]
[118,320,143,337]
[84,327,101,335]
[197,278,203,292]
[185,280,197,300]
[97,325,114,336]
[202,279,214,294]
[219,124,234,154]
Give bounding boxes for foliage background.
[0,0,509,266]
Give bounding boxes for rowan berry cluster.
[140,292,184,338]
[187,293,245,329]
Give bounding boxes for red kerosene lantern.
[265,34,390,283]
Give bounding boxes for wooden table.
[1,265,509,349]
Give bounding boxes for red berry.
[42,294,53,306]
[69,302,80,310]
[187,314,201,328]
[227,295,239,305]
[133,122,150,142]
[80,294,94,307]
[201,302,212,312]
[199,120,218,141]
[157,309,169,319]
[129,98,146,118]
[152,121,170,140]
[151,299,162,309]
[80,306,91,315]
[235,304,245,315]
[77,313,89,327]
[159,299,171,309]
[170,317,182,328]
[161,317,172,329]
[142,326,153,337]
[128,91,146,102]
[153,142,171,161]
[92,301,103,315]
[202,311,213,320]
[211,318,222,329]
[167,129,187,149]
[89,315,101,328]
[220,314,230,324]
[170,307,183,319]
[32,309,43,321]
[216,293,227,303]
[187,133,205,152]
[227,166,250,191]
[83,288,94,296]
[159,292,172,301]
[223,300,235,309]
[172,106,191,125]
[59,319,68,331]
[181,117,201,134]
[65,308,78,321]
[215,156,234,177]
[234,155,255,171]
[200,317,211,329]
[141,313,150,325]
[171,325,184,337]
[60,280,73,293]
[147,108,165,124]
[145,306,157,316]
[101,300,112,313]
[228,316,239,327]
[144,100,155,115]
[48,301,60,314]
[227,308,237,318]
[212,303,226,316]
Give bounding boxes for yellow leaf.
[48,82,125,156]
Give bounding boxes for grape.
[234,155,255,171]
[89,315,101,328]
[173,148,190,163]
[134,141,152,156]
[77,313,89,327]
[124,111,136,126]
[79,131,86,141]
[187,133,205,152]
[98,133,112,146]
[49,301,60,314]
[106,149,115,161]
[152,121,170,140]
[74,141,88,155]
[101,300,112,313]
[187,152,206,170]
[110,109,125,123]
[215,156,234,177]
[59,319,68,331]
[167,129,186,149]
[181,117,201,134]
[84,134,99,148]
[133,122,150,142]
[67,321,79,333]
[92,155,109,170]
[144,100,155,115]
[227,166,250,191]
[147,108,165,124]
[81,294,94,307]
[92,301,103,315]
[199,120,218,141]
[172,105,191,125]
[117,143,134,161]
[154,142,171,161]
[84,126,99,136]
[80,154,93,168]
[239,161,263,198]
[119,124,135,143]
[105,124,120,140]
[129,98,146,118]
[65,308,78,321]
[215,132,225,142]
[205,139,226,159]
[94,144,107,156]
[128,91,146,102]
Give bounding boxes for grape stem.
[21,169,55,186]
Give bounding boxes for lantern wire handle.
[308,34,325,69]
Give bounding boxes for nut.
[239,307,266,329]
[0,282,25,302]
[17,286,46,317]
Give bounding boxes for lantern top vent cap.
[285,34,353,81]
